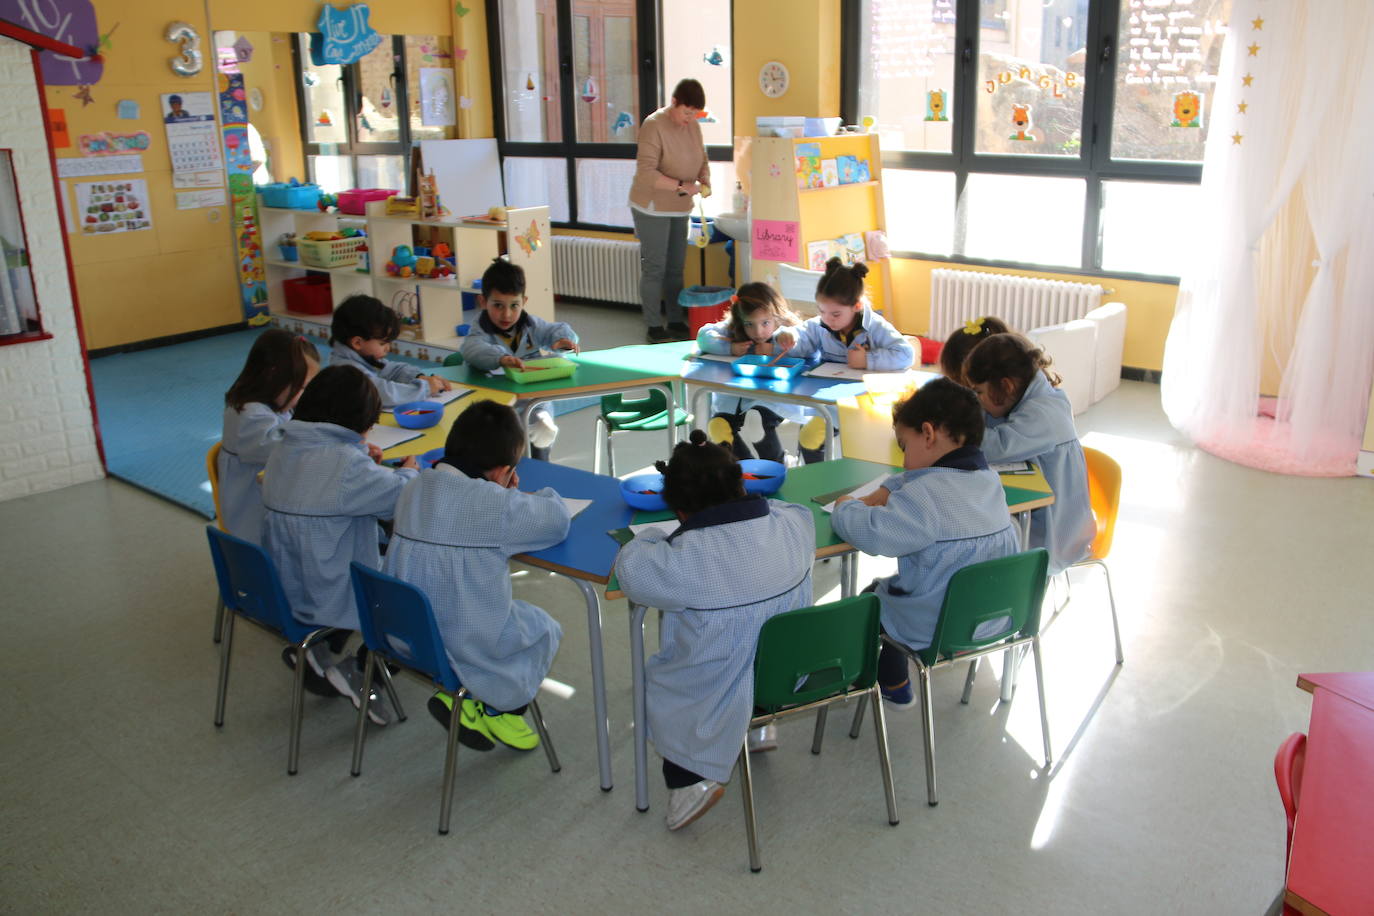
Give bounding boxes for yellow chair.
[1050,446,1124,664]
[207,443,228,643]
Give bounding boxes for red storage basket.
[283,275,332,315]
[337,188,395,215]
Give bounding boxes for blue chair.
[206,526,401,775]
[348,562,561,834]
[592,390,692,476]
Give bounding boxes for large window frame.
[843,0,1217,282]
[486,0,734,232]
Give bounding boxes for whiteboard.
[418,139,505,217]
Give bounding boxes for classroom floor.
[6,341,1373,912]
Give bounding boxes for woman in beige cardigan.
[628,79,711,343]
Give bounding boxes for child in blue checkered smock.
[262,364,419,725]
[615,429,815,831]
[831,377,1019,708]
[329,294,452,408]
[964,332,1094,576]
[460,259,579,462]
[218,330,318,542]
[384,400,570,753]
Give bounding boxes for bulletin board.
[418,139,504,217]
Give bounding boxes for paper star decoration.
[455,48,468,60]
[458,95,473,109]
[73,84,94,106]
[1232,132,1243,145]
[1237,102,1248,114]
[1248,43,1260,56]
[1251,16,1264,30]
[1242,74,1254,87]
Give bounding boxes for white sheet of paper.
[820,474,890,514]
[560,497,593,519]
[366,425,423,451]
[805,362,869,381]
[629,520,675,537]
[431,385,473,406]
[991,460,1034,474]
[486,367,505,377]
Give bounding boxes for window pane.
[661,0,732,146]
[1111,0,1231,163]
[500,0,562,142]
[572,4,638,144]
[854,0,956,153]
[405,35,457,142]
[298,35,347,145]
[884,169,955,256]
[575,158,635,226]
[355,39,402,144]
[973,0,1089,158]
[503,157,570,222]
[309,154,355,194]
[701,161,739,219]
[357,155,406,192]
[962,173,1083,267]
[0,151,40,336]
[1100,180,1199,275]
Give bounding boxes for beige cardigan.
[628,107,710,215]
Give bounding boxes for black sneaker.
[646,326,674,344]
[667,321,692,340]
[282,646,342,697]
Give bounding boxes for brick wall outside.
[0,37,104,502]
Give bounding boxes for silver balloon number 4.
[166,22,203,77]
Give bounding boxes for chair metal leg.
[811,707,828,755]
[870,687,900,826]
[630,602,650,811]
[529,697,561,773]
[593,416,606,475]
[848,693,867,739]
[375,661,406,722]
[212,595,225,644]
[918,666,937,806]
[213,612,234,727]
[287,636,309,776]
[960,659,978,704]
[738,746,762,873]
[1092,559,1125,665]
[1032,637,1053,767]
[350,651,377,777]
[606,427,616,478]
[438,688,466,835]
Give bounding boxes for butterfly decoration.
[515,220,542,256]
[73,85,95,106]
[455,2,470,16]
[768,163,781,178]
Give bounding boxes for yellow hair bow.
[962,317,985,335]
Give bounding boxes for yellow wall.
[732,0,842,131]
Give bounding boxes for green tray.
[506,357,577,385]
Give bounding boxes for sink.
[712,211,748,240]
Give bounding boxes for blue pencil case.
[731,355,807,380]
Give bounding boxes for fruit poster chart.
[74,180,153,235]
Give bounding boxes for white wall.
[0,37,104,501]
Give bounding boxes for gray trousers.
[632,210,688,328]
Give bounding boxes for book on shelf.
[820,158,840,188]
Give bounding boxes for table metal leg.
[652,383,678,454]
[518,398,543,458]
[562,574,612,791]
[630,601,650,812]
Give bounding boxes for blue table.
[513,458,635,792]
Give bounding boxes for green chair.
[442,352,464,367]
[739,593,898,872]
[592,389,692,476]
[848,549,1052,807]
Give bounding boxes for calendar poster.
[160,92,225,176]
[74,180,153,235]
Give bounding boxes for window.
[846,0,1230,278]
[488,0,732,230]
[0,151,45,344]
[293,34,456,194]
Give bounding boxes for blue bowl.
[732,355,807,380]
[739,459,786,495]
[419,446,445,469]
[620,473,668,511]
[393,400,443,429]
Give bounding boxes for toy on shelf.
[355,240,370,273]
[418,170,441,221]
[390,290,421,335]
[316,192,339,213]
[278,232,298,261]
[386,195,419,217]
[387,244,417,278]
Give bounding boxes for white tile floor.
[3,308,1372,912]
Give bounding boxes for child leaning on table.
[614,430,815,831]
[460,258,580,461]
[938,315,1011,386]
[219,329,319,542]
[329,294,452,408]
[261,365,419,726]
[778,258,915,463]
[384,400,570,752]
[963,331,1094,576]
[830,377,1019,708]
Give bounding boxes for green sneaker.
[427,692,495,751]
[481,704,540,751]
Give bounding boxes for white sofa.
[1027,302,1128,415]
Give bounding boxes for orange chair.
[1046,447,1124,664]
[207,443,228,643]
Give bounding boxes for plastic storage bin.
[260,182,321,210]
[679,285,733,336]
[732,355,808,380]
[298,235,363,268]
[393,400,443,429]
[282,275,332,315]
[739,459,786,495]
[620,473,667,512]
[505,357,576,385]
[337,188,395,215]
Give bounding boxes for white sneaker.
[747,724,778,753]
[666,780,725,831]
[326,660,391,726]
[528,411,559,448]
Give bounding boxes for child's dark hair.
[291,365,381,435]
[481,257,526,298]
[330,294,400,347]
[225,329,319,411]
[814,257,869,307]
[671,78,706,110]
[655,429,744,516]
[892,377,985,448]
[963,332,1062,395]
[441,400,526,471]
[725,282,799,341]
[939,316,1012,384]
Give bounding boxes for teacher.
[628,78,711,344]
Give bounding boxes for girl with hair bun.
[614,428,815,832]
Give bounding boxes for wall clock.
[759,60,789,99]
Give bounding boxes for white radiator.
[929,269,1104,340]
[552,236,641,306]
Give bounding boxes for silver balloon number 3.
[166,22,203,77]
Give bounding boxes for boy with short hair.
[831,377,1020,707]
[329,294,452,407]
[460,258,579,461]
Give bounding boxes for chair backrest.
[1274,731,1307,858]
[349,562,460,692]
[1083,301,1127,403]
[205,525,308,642]
[920,549,1050,666]
[600,388,667,420]
[1082,447,1122,560]
[206,442,226,531]
[753,594,881,712]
